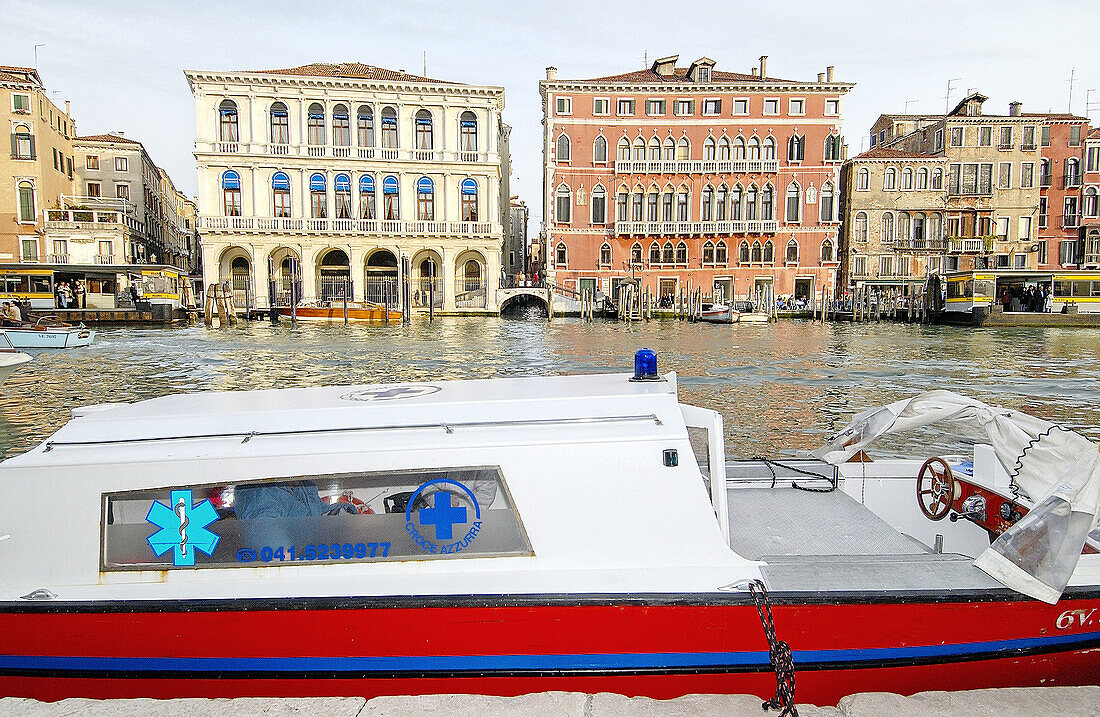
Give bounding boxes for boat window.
[973,278,995,299]
[101,466,531,570]
[946,279,972,300]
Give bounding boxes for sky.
[6,0,1097,230]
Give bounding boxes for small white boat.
[698,302,737,323]
[738,312,770,323]
[0,317,95,349]
[0,333,30,384]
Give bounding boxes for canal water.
[3,316,1100,461]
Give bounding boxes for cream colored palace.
[185,63,507,313]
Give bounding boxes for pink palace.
[540,54,854,306]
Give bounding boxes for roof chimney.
[817,72,825,82]
[546,66,558,81]
[826,66,834,82]
[751,67,758,78]
[759,55,768,80]
[1009,101,1022,117]
[64,100,70,115]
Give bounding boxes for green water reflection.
[2,317,1098,461]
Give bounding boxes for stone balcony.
[614,219,778,236]
[198,215,501,237]
[198,141,498,165]
[613,159,779,175]
[891,237,950,252]
[45,209,144,234]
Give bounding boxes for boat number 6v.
[1055,608,1096,630]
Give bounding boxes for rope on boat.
[747,579,798,717]
[752,457,837,493]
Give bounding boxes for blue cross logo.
[418,491,467,540]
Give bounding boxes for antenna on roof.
[423,51,427,77]
[33,43,44,68]
[641,50,648,69]
[904,99,918,114]
[944,78,961,114]
[1067,67,1076,113]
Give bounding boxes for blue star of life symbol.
[146,489,220,566]
[418,491,467,540]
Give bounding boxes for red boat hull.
[1,592,1098,703]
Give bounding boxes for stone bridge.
[496,286,553,315]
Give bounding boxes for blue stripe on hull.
[1,630,1098,674]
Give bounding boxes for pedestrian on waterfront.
[1001,288,1011,312]
[128,282,140,307]
[75,279,87,309]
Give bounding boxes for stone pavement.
[1,687,1097,716]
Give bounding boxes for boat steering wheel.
[917,457,956,521]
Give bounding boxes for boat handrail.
[42,413,665,451]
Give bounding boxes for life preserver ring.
[323,491,374,514]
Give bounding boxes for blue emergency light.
[632,348,659,381]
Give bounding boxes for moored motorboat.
[0,316,95,349]
[276,301,401,323]
[0,333,31,384]
[0,352,1096,705]
[698,302,737,323]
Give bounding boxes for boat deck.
[725,462,1003,594]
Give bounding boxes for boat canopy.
[813,390,1100,604]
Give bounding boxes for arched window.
[702,241,715,264]
[881,212,895,244]
[704,137,716,160]
[649,242,661,264]
[632,137,645,160]
[928,213,942,240]
[701,185,714,221]
[591,184,606,224]
[556,242,567,267]
[819,182,834,222]
[648,137,661,160]
[787,134,804,161]
[414,109,434,152]
[857,168,870,190]
[357,106,375,147]
[646,187,659,221]
[733,136,746,160]
[593,135,607,163]
[763,240,774,263]
[854,212,868,243]
[916,168,928,190]
[17,180,34,223]
[751,241,762,263]
[334,173,352,218]
[821,239,835,263]
[1085,187,1099,217]
[333,104,351,147]
[307,103,325,146]
[382,175,399,220]
[631,188,644,221]
[272,171,291,218]
[416,176,434,220]
[675,241,688,265]
[761,184,774,221]
[12,124,33,159]
[599,242,612,266]
[912,212,925,241]
[676,188,690,221]
[931,167,943,190]
[616,189,629,221]
[269,101,289,144]
[746,185,758,220]
[676,137,690,160]
[897,212,910,242]
[884,168,897,190]
[748,137,761,160]
[617,138,630,161]
[555,183,571,223]
[309,173,326,218]
[763,136,776,160]
[1040,158,1051,184]
[463,259,483,293]
[459,111,477,153]
[662,187,674,220]
[787,182,805,221]
[731,185,743,221]
[219,99,238,142]
[222,170,241,216]
[359,174,376,219]
[557,134,571,161]
[461,178,479,222]
[715,240,728,264]
[381,107,398,148]
[716,184,728,221]
[718,137,731,160]
[663,137,675,160]
[739,240,750,263]
[631,242,643,264]
[901,168,913,190]
[786,239,799,263]
[824,134,842,161]
[1067,158,1080,182]
[662,241,675,264]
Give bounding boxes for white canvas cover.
[812,390,1100,604]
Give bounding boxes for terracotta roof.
[571,66,797,85]
[0,66,40,85]
[852,146,934,160]
[1089,128,1100,139]
[75,134,142,147]
[248,62,456,85]
[1021,112,1088,121]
